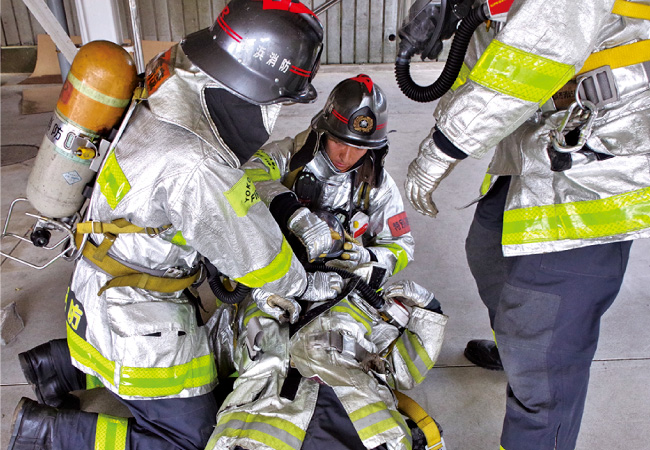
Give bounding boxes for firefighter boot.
[8,397,57,450]
[18,339,84,409]
[464,339,503,371]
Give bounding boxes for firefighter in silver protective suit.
[8,1,346,450]
[403,0,650,449]
[204,75,448,450]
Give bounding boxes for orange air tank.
[26,40,138,219]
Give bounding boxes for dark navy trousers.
[465,177,632,450]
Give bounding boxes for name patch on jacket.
[388,212,410,237]
[65,288,87,338]
[145,48,173,95]
[225,175,261,217]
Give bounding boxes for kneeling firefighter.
[204,75,448,450]
[8,1,341,450]
[397,0,650,449]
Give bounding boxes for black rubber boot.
[8,398,57,450]
[18,339,85,409]
[464,339,503,371]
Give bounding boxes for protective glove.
[252,289,301,324]
[301,271,344,302]
[405,131,460,217]
[383,280,442,313]
[287,207,333,262]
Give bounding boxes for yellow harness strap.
[75,220,197,296]
[578,1,650,75]
[394,390,444,450]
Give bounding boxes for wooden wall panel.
[2,0,402,64]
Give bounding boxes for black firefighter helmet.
[181,0,324,105]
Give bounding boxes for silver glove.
[287,207,333,262]
[252,289,301,324]
[301,271,344,302]
[405,131,459,217]
[341,241,372,264]
[383,279,440,311]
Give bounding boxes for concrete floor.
[1,63,649,450]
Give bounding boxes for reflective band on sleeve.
[97,152,131,209]
[212,411,305,450]
[86,374,104,390]
[331,299,373,336]
[94,414,128,450]
[243,302,273,327]
[245,168,275,183]
[470,40,575,105]
[68,323,217,397]
[234,237,293,288]
[502,187,650,245]
[451,62,471,91]
[350,401,407,443]
[119,353,217,397]
[67,72,131,109]
[224,175,261,217]
[394,330,434,384]
[376,243,409,274]
[254,150,282,180]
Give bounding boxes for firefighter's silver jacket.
[206,291,447,450]
[432,0,650,256]
[242,130,415,274]
[66,44,308,400]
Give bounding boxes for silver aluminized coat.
[206,292,447,450]
[68,45,307,400]
[432,0,650,255]
[244,131,415,273]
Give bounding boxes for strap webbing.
[394,390,443,450]
[613,0,650,20]
[76,218,171,236]
[579,40,650,75]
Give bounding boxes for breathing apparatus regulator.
[1,40,140,269]
[395,0,513,103]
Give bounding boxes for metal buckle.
[576,65,619,110]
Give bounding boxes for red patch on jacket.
[388,212,410,237]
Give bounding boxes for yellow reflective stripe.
[67,324,116,385]
[376,243,409,274]
[480,173,493,196]
[86,374,104,390]
[214,411,305,450]
[451,62,471,91]
[502,187,650,246]
[119,353,217,397]
[390,409,413,449]
[470,40,575,105]
[331,298,373,336]
[578,40,650,75]
[170,231,187,246]
[224,175,261,217]
[97,152,130,209]
[234,237,293,288]
[68,323,216,397]
[67,72,131,109]
[245,168,275,183]
[351,401,402,442]
[94,414,128,450]
[612,0,650,20]
[243,302,273,327]
[394,330,433,384]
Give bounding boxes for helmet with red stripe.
[311,74,388,150]
[181,0,323,105]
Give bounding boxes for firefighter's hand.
[405,132,459,217]
[287,207,332,262]
[326,233,372,271]
[383,280,442,314]
[252,289,301,324]
[301,272,344,302]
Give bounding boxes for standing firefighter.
[8,1,339,450]
[403,0,650,449]
[205,75,447,450]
